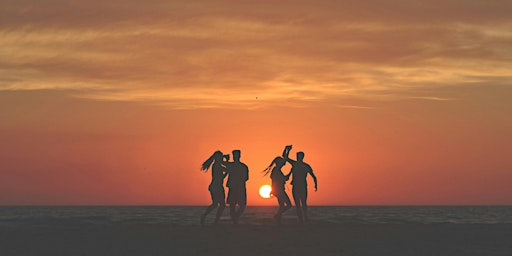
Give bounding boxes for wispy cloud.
[1,0,511,108]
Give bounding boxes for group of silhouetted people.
[200,145,317,226]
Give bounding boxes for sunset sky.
[1,0,511,205]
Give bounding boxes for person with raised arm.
[263,156,292,224]
[282,145,317,223]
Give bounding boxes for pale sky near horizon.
[1,0,511,205]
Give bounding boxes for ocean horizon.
[2,205,511,227]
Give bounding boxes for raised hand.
[282,145,291,159]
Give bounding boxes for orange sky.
[1,0,512,205]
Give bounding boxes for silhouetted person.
[263,156,292,224]
[200,150,228,226]
[224,149,249,224]
[282,145,317,224]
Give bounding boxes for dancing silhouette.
[200,150,228,226]
[224,150,249,224]
[263,156,292,224]
[282,145,318,224]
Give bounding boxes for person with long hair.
[200,150,228,226]
[263,156,292,224]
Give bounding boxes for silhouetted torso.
[271,167,287,194]
[226,162,249,188]
[210,162,225,190]
[290,162,312,188]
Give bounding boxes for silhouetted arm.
[284,171,291,181]
[282,145,296,165]
[282,145,290,159]
[222,161,232,173]
[308,166,318,191]
[285,158,297,165]
[221,154,231,172]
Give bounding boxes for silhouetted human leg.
[301,198,309,222]
[277,196,285,214]
[293,188,304,223]
[235,187,247,221]
[283,192,292,212]
[201,204,217,226]
[302,189,309,222]
[237,204,246,220]
[229,204,238,224]
[214,203,225,224]
[275,195,285,224]
[276,192,291,212]
[294,198,304,223]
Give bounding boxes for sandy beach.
[2,222,511,256]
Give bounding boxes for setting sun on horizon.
[1,0,512,206]
[259,185,272,199]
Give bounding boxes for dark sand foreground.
[1,223,511,256]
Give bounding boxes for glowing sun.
[259,184,272,199]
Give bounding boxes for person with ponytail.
[263,156,292,224]
[200,150,228,226]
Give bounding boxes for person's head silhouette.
[201,150,223,171]
[232,150,241,162]
[274,157,285,167]
[297,151,305,162]
[263,156,285,176]
[214,151,223,162]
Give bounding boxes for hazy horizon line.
[1,204,510,207]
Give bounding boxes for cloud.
[1,0,511,108]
